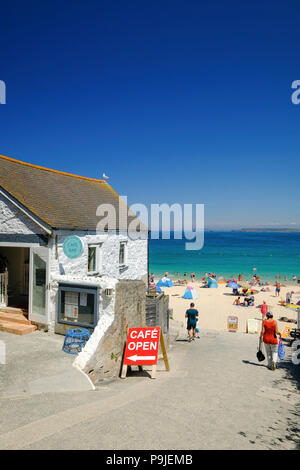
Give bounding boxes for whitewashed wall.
[49,231,148,282]
[0,193,44,242]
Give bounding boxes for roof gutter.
[0,186,53,236]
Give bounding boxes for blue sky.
[0,0,300,229]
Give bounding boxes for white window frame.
[119,241,128,268]
[87,244,102,275]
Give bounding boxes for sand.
[156,281,299,335]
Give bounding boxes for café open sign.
[124,327,160,365]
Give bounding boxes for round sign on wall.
[63,236,83,259]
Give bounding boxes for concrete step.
[0,311,31,325]
[0,319,37,335]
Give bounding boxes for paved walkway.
[0,329,299,450]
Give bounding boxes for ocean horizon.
[149,231,300,281]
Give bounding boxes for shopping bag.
[278,339,285,360]
[256,339,265,362]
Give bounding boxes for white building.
[0,154,148,334]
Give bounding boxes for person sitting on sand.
[233,296,242,306]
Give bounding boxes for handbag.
[257,338,265,362]
[278,339,285,360]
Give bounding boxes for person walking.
[275,281,281,297]
[261,300,268,318]
[185,302,199,342]
[260,312,281,370]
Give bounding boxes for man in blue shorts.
[185,302,199,342]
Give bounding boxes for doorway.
[0,244,49,325]
[0,246,29,309]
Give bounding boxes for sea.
[149,232,300,282]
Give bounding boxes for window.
[58,283,99,328]
[119,242,127,266]
[88,244,102,274]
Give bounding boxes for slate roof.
[0,155,148,232]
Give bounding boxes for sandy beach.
[156,280,299,335]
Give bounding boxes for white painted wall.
[49,231,148,282]
[0,193,44,238]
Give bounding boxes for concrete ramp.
[0,330,95,398]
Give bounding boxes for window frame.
[87,243,102,275]
[57,283,99,328]
[119,241,128,267]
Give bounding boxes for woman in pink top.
[261,301,268,318]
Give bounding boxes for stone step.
[0,306,28,315]
[0,311,31,325]
[0,319,37,336]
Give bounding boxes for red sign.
[123,327,160,365]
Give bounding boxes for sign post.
[121,327,169,379]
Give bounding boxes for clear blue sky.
[0,0,299,229]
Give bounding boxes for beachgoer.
[275,282,281,297]
[292,275,296,282]
[279,274,282,280]
[261,301,268,318]
[190,272,195,282]
[165,272,168,278]
[150,273,155,284]
[286,291,294,304]
[260,312,281,370]
[185,302,199,342]
[233,297,241,305]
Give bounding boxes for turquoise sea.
[149,232,300,281]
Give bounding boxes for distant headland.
[233,228,300,232]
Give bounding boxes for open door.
[29,247,49,324]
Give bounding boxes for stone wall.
[82,280,146,383]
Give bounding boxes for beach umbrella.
[227,281,239,289]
